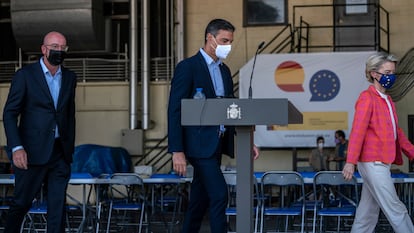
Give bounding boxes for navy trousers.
[182,146,228,233]
[5,140,71,233]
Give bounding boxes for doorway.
[333,0,378,51]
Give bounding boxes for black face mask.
[47,49,66,66]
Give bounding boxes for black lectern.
[181,98,302,233]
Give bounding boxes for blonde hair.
[365,52,398,83]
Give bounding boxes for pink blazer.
[347,85,414,165]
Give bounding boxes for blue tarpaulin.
[71,144,132,177]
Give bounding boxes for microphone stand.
[248,41,265,99]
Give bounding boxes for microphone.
[248,41,265,99]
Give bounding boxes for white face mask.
[318,143,324,149]
[215,44,232,59]
[213,36,232,59]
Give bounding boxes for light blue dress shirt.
[200,48,225,97]
[200,48,226,133]
[40,58,62,138]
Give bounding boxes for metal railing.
[0,56,174,83]
[293,3,390,52]
[388,47,414,102]
[135,135,171,173]
[65,58,129,82]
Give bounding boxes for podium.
[181,98,302,233]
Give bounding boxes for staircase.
[139,2,395,172]
[388,48,414,101]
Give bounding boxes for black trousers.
[181,140,228,233]
[5,139,71,233]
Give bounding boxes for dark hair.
[335,130,346,139]
[204,18,235,43]
[316,136,324,143]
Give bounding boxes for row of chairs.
[223,171,359,233]
[6,171,357,233]
[97,173,184,233]
[16,198,83,232]
[17,173,183,233]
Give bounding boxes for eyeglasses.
[375,71,395,75]
[44,44,69,52]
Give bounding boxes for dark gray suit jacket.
[3,60,77,164]
[168,51,235,158]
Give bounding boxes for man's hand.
[12,149,28,170]
[172,152,187,176]
[342,163,355,181]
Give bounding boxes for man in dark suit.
[3,31,77,233]
[168,19,259,233]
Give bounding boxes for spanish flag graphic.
[274,60,305,92]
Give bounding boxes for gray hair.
[365,52,398,83]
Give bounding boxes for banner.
[239,52,374,147]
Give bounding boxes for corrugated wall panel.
[11,0,105,52]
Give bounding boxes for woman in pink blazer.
[342,52,414,233]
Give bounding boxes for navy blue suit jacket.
[3,61,77,164]
[168,51,235,158]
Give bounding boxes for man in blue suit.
[168,19,259,233]
[3,31,77,233]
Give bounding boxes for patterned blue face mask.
[375,72,396,89]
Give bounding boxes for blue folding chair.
[149,173,186,233]
[20,199,48,233]
[105,173,148,233]
[260,171,306,233]
[312,171,359,233]
[223,171,261,233]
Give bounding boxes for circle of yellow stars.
[311,70,339,100]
